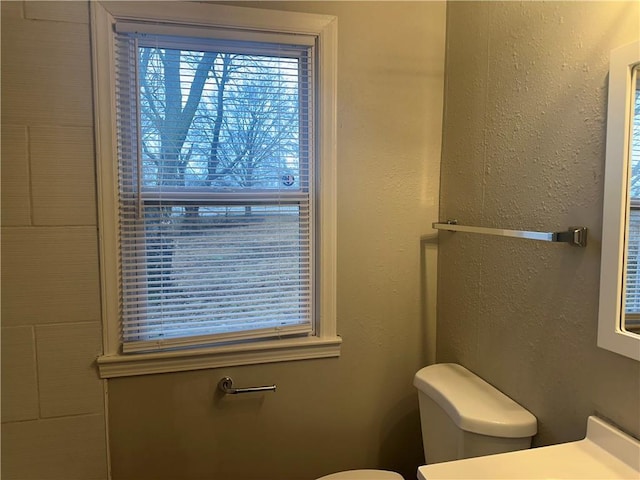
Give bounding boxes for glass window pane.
[138,46,305,191]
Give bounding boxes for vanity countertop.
[418,416,640,480]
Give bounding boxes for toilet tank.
[413,363,537,465]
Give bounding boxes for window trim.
[91,1,339,378]
[598,40,640,361]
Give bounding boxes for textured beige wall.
[438,1,640,446]
[105,2,446,480]
[0,1,108,479]
[15,2,635,478]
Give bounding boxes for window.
[624,66,640,333]
[599,40,640,361]
[91,2,339,377]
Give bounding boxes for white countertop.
[418,416,640,480]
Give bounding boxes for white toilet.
[317,363,537,480]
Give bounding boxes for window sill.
[96,336,342,378]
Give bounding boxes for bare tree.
[138,48,218,295]
[139,48,218,186]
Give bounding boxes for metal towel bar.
[432,220,587,247]
[218,376,277,395]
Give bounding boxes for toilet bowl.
[316,363,537,480]
[317,470,403,480]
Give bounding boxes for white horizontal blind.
[625,208,640,315]
[114,30,315,353]
[625,82,640,320]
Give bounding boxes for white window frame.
[598,40,640,362]
[91,1,339,378]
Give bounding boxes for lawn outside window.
[91,1,339,378]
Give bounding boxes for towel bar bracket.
[553,227,587,247]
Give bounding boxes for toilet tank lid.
[413,363,537,438]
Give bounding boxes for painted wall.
[437,1,640,445]
[8,2,637,479]
[104,2,445,479]
[1,1,444,478]
[0,1,108,479]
